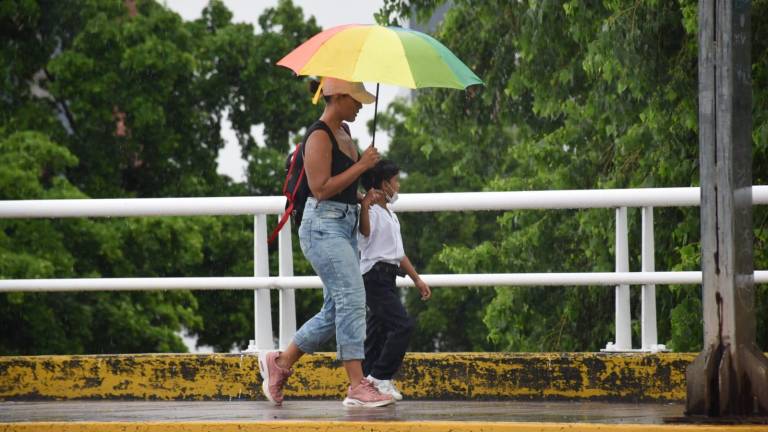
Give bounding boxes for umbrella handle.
[372,83,379,148]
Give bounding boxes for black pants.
[362,266,416,380]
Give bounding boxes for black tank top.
[303,120,359,205]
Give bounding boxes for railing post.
[609,206,632,351]
[278,218,296,350]
[251,214,274,351]
[641,206,660,351]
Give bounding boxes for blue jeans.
[294,197,365,361]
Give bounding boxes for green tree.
[376,0,768,352]
[0,131,202,354]
[0,0,326,354]
[183,0,324,352]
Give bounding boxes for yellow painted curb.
[1,421,767,432]
[0,352,695,402]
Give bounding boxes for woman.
[259,77,393,407]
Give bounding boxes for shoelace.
[275,372,289,389]
[271,364,292,394]
[378,380,395,392]
[359,379,384,397]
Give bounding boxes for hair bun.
[308,78,320,95]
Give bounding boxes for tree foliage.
[0,131,202,353]
[4,0,768,355]
[0,0,322,354]
[377,0,768,351]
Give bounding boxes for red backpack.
[268,121,348,244]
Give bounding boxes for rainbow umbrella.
[277,24,483,145]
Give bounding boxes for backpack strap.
[304,120,339,156]
[282,141,304,197]
[268,200,297,245]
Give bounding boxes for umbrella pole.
[372,83,379,147]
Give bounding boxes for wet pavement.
[0,400,685,424]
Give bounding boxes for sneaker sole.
[257,351,279,406]
[380,392,403,401]
[342,397,395,408]
[373,386,403,401]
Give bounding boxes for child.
[358,159,431,401]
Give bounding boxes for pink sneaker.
[258,351,292,405]
[342,378,395,407]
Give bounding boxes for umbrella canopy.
[277,24,483,90]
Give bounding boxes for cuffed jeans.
[294,197,365,361]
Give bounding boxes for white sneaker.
[366,375,403,401]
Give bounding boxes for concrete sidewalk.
[0,400,684,423]
[2,400,766,431]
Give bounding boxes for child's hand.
[362,188,383,207]
[415,278,431,301]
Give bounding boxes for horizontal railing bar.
[397,186,768,212]
[1,271,767,292]
[0,196,287,218]
[2,186,767,219]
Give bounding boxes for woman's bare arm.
[304,131,379,201]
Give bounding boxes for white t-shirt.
[358,203,405,275]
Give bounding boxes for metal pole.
[4,187,768,219]
[612,207,632,351]
[2,270,768,292]
[372,83,380,147]
[687,0,768,416]
[251,214,274,351]
[278,218,296,350]
[641,206,659,351]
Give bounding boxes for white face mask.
[386,192,399,204]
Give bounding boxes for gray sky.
[163,0,402,182]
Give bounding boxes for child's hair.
[361,159,400,190]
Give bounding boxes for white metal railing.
[1,186,767,353]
